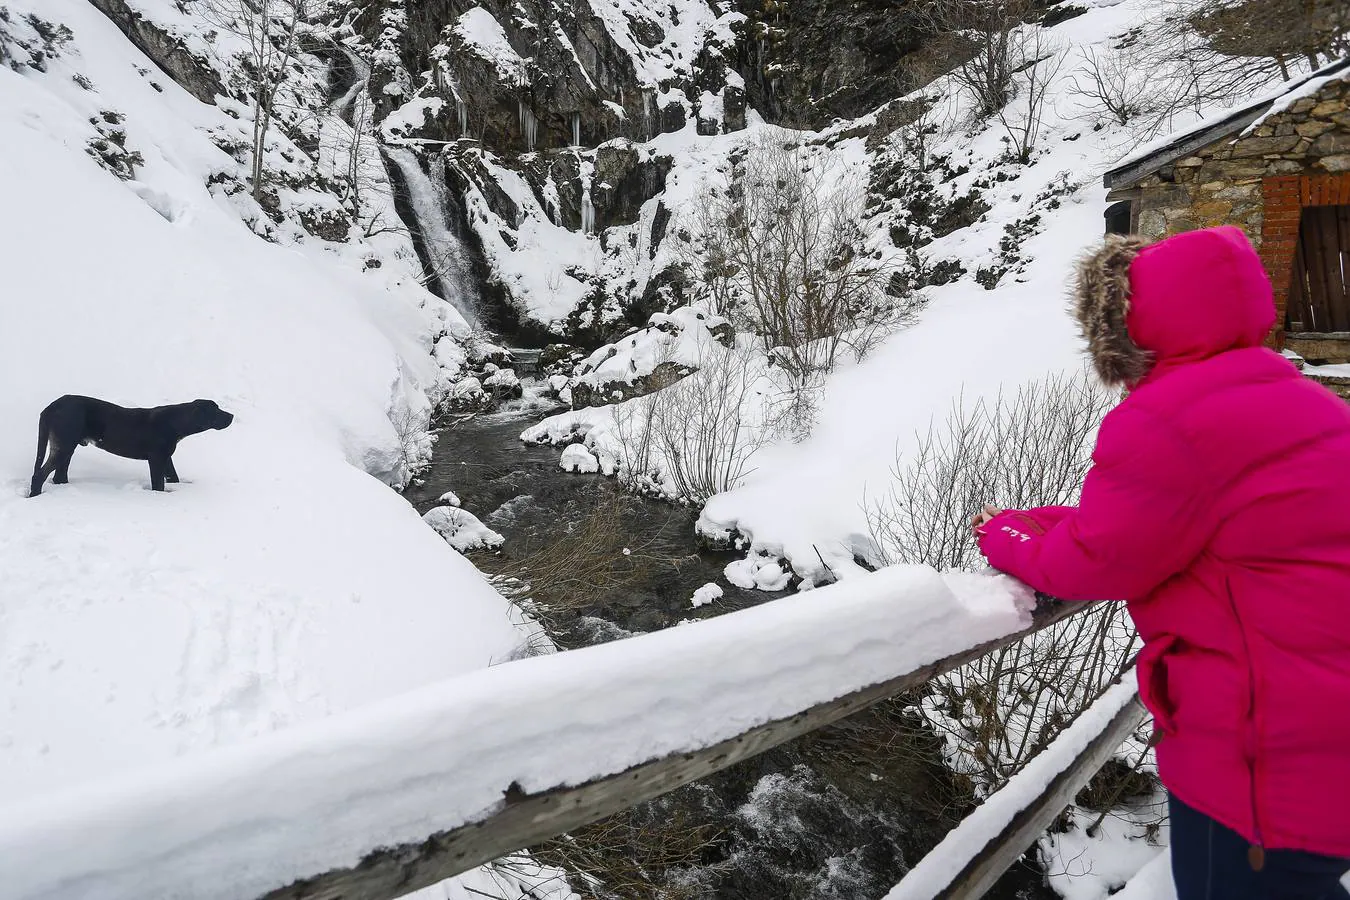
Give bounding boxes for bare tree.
[1065,47,1159,127]
[996,31,1065,163]
[1192,0,1349,73]
[917,0,1034,119]
[197,0,310,199]
[1114,0,1345,143]
[680,135,915,384]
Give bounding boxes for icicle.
[518,99,537,152]
[456,99,468,138]
[571,112,582,148]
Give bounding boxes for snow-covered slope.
[0,0,528,807]
[694,0,1291,584]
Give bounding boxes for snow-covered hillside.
[0,0,538,830]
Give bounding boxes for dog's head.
[189,399,234,432]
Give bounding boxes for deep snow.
[0,0,527,823]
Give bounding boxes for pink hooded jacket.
[978,226,1350,859]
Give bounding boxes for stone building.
[1102,59,1350,369]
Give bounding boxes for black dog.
[30,395,234,496]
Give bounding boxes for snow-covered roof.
[1103,56,1350,190]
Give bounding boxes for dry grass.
[477,488,694,617]
[534,804,725,900]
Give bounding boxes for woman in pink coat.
[975,226,1350,898]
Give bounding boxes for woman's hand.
[971,504,1004,536]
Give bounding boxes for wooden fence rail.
[887,680,1146,900]
[262,598,1091,900]
[0,573,1115,900]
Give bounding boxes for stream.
[401,381,1057,900]
[402,386,779,645]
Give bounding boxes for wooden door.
[1286,205,1350,333]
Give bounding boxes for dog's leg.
[148,456,167,492]
[164,457,179,484]
[53,444,77,485]
[30,439,61,497]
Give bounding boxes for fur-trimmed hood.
[1072,226,1275,387]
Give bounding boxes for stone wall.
[1132,74,1349,242]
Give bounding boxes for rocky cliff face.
[327,0,946,346]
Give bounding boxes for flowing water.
[402,385,779,645]
[401,383,1057,900]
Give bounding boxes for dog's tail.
[32,409,50,474]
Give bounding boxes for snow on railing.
[885,677,1146,900]
[0,568,1093,900]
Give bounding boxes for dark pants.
[1170,794,1350,900]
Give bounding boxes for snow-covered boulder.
[725,555,792,592]
[446,375,490,412]
[422,506,505,553]
[691,583,724,608]
[483,366,523,403]
[559,443,600,474]
[569,307,733,409]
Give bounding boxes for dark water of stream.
[402,384,1057,900]
[403,389,782,644]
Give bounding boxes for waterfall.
[385,147,481,323]
[579,154,596,236]
[571,112,582,148]
[331,48,371,126]
[581,191,595,236]
[518,100,537,152]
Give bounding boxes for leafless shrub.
[866,369,1139,797]
[924,606,1138,796]
[996,31,1065,163]
[1065,47,1159,127]
[917,0,1036,119]
[195,0,309,199]
[866,368,1117,572]
[388,404,433,488]
[612,347,770,503]
[680,136,917,384]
